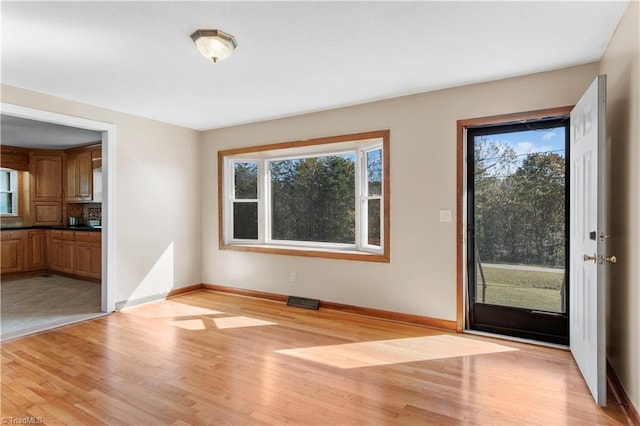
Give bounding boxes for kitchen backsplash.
[67,203,101,225]
[67,204,84,218]
[88,206,102,221]
[1,203,102,228]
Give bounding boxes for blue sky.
[476,126,566,177]
[489,127,566,158]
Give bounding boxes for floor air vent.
[287,296,320,310]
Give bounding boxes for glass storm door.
[467,118,570,344]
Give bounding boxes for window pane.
[234,162,257,199]
[473,127,566,312]
[233,202,258,239]
[367,199,381,246]
[0,193,13,214]
[0,171,10,192]
[366,149,382,196]
[270,155,355,243]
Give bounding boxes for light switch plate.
[439,209,452,222]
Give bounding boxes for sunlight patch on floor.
[212,316,277,329]
[168,316,277,331]
[275,334,518,368]
[123,300,224,319]
[168,319,207,330]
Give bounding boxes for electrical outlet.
[289,272,297,283]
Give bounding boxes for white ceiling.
[1,115,102,149]
[1,1,629,132]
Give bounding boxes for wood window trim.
[455,106,573,332]
[217,130,391,263]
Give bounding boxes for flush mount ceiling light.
[190,29,237,63]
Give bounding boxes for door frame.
[456,106,573,333]
[1,102,117,313]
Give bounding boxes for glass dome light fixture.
[190,29,237,63]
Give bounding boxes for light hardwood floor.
[1,290,631,425]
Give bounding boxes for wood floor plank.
[1,290,630,425]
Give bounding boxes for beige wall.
[3,8,636,408]
[600,0,640,413]
[1,85,203,307]
[201,63,599,322]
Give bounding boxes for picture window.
[218,130,390,262]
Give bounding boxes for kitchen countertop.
[1,225,102,232]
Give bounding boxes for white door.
[569,75,610,406]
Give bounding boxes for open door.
[569,75,612,406]
[466,119,570,345]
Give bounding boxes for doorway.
[1,103,116,320]
[460,109,571,345]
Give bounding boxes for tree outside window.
[219,131,390,262]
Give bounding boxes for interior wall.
[201,63,599,322]
[1,85,203,307]
[599,0,640,414]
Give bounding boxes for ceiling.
[1,1,629,132]
[1,115,102,150]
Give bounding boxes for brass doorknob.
[606,255,617,264]
[583,254,597,263]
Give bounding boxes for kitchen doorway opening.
[1,103,116,320]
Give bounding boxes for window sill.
[220,243,390,263]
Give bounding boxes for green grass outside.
[476,266,565,313]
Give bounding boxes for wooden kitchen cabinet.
[50,230,75,274]
[65,151,93,202]
[31,153,63,201]
[49,233,60,271]
[60,241,75,274]
[1,145,30,171]
[44,230,51,266]
[25,229,47,271]
[33,202,63,225]
[88,243,101,279]
[1,230,24,274]
[49,239,63,272]
[75,232,101,279]
[74,242,91,277]
[91,146,102,169]
[2,228,100,280]
[30,153,63,225]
